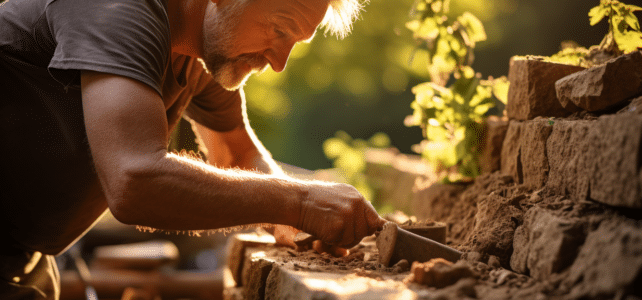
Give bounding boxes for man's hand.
[297,182,386,249]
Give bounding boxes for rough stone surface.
[519,120,553,189]
[618,95,642,115]
[500,121,523,183]
[545,119,593,201]
[480,116,509,174]
[562,217,642,298]
[244,259,274,300]
[510,206,586,280]
[506,57,585,120]
[500,120,552,190]
[461,193,523,268]
[585,113,642,208]
[556,50,642,112]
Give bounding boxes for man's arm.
[81,71,384,247]
[192,118,283,176]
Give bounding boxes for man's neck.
[167,0,211,58]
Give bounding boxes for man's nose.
[266,41,295,73]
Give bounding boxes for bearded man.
[0,0,385,298]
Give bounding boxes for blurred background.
[242,0,611,171]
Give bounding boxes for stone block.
[225,232,275,287]
[562,217,642,298]
[556,50,642,112]
[545,120,593,201]
[500,120,552,189]
[500,120,523,182]
[479,116,509,174]
[506,57,585,120]
[510,207,586,280]
[519,120,553,189]
[585,113,642,208]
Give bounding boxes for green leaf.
[589,4,609,26]
[323,138,347,159]
[624,10,640,31]
[368,133,391,148]
[411,18,440,40]
[457,12,487,43]
[614,29,642,53]
[491,76,510,104]
[627,4,642,12]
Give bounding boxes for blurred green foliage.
[322,131,390,202]
[404,0,508,180]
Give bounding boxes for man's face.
[202,0,329,90]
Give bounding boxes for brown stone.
[545,120,592,201]
[556,50,642,112]
[585,113,642,208]
[225,232,275,287]
[519,120,553,189]
[463,193,523,268]
[244,259,274,300]
[510,207,586,280]
[479,116,509,174]
[506,56,585,120]
[618,95,642,115]
[499,120,552,189]
[562,217,642,298]
[500,120,523,182]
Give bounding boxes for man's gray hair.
[321,0,368,39]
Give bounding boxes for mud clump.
[404,258,478,288]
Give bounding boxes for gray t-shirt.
[0,0,244,255]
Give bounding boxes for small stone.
[392,259,410,273]
[463,251,483,262]
[487,255,501,269]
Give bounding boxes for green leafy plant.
[323,131,390,202]
[405,0,508,181]
[548,0,642,67]
[590,0,642,53]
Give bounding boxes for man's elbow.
[103,152,165,225]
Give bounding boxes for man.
[0,0,386,298]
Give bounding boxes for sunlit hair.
[321,0,367,39]
[236,0,367,40]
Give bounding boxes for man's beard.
[202,2,268,91]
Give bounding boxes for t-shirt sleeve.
[184,72,245,132]
[45,0,169,95]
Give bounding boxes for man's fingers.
[312,240,349,257]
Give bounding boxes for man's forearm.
[111,149,303,231]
